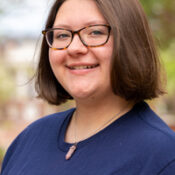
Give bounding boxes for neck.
[67,94,134,143]
[76,97,128,123]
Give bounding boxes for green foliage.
[140,0,175,49]
[140,0,175,95]
[161,41,175,94]
[0,61,15,104]
[0,146,5,168]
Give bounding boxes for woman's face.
[49,0,114,101]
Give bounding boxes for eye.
[56,33,70,39]
[90,30,104,36]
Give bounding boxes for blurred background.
[0,0,175,168]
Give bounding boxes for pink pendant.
[65,144,77,160]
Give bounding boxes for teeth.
[70,65,98,70]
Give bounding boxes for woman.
[1,0,175,174]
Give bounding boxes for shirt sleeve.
[158,159,175,175]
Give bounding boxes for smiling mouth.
[68,64,99,70]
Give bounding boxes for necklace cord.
[65,102,131,160]
[74,102,130,144]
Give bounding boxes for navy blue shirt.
[1,101,175,175]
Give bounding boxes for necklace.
[65,103,130,160]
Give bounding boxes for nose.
[67,34,88,56]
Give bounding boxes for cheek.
[48,49,67,83]
[93,39,113,66]
[103,38,113,68]
[49,49,57,66]
[48,49,66,85]
[49,49,65,66]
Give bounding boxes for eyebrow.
[53,20,108,29]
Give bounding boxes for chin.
[70,90,95,100]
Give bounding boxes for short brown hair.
[35,0,165,105]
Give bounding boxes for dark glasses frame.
[42,24,111,50]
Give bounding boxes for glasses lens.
[46,29,72,49]
[80,25,110,46]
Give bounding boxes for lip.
[66,63,99,75]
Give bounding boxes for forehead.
[53,0,107,28]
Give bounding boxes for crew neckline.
[57,101,148,152]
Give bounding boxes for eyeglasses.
[42,24,111,50]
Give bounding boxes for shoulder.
[13,107,76,143]
[133,101,175,173]
[0,108,75,173]
[158,159,175,175]
[123,101,175,144]
[25,107,75,132]
[136,101,175,145]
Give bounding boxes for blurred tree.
[160,44,175,95]
[0,61,15,105]
[141,1,175,85]
[0,146,5,170]
[141,0,175,116]
[141,0,175,49]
